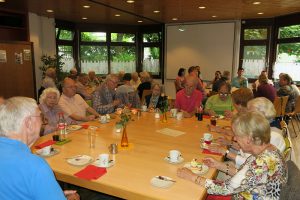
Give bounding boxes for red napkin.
[203,115,210,119]
[74,165,107,180]
[202,149,222,156]
[35,140,55,149]
[206,195,231,200]
[81,124,89,129]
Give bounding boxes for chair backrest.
[273,96,289,117]
[280,160,300,200]
[141,89,152,104]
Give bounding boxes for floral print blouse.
[205,148,287,200]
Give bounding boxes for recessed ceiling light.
[257,12,264,15]
[172,18,178,21]
[0,0,6,2]
[153,10,160,13]
[115,14,121,17]
[126,0,135,3]
[212,15,217,18]
[46,9,53,13]
[83,5,90,8]
[137,20,143,23]
[82,17,88,20]
[253,1,261,5]
[198,6,206,9]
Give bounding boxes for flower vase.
[121,125,129,147]
[161,112,168,123]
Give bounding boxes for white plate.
[216,115,224,119]
[150,176,175,188]
[164,156,184,164]
[183,162,209,175]
[66,155,93,166]
[200,142,219,150]
[36,148,59,157]
[67,125,82,131]
[93,160,115,168]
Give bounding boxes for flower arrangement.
[158,94,169,114]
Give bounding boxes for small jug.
[108,143,118,154]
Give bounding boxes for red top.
[175,89,202,113]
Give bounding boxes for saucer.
[183,162,209,175]
[150,176,175,188]
[67,125,82,131]
[93,159,115,168]
[36,148,59,157]
[200,142,219,150]
[66,155,93,166]
[164,156,184,164]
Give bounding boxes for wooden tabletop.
[33,112,230,200]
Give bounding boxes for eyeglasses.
[219,93,229,97]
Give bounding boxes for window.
[58,29,74,41]
[58,45,74,72]
[278,25,300,39]
[80,45,108,74]
[110,46,136,73]
[142,32,162,76]
[81,32,106,42]
[111,33,135,43]
[239,26,269,79]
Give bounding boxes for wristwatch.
[224,150,230,158]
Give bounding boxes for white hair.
[0,97,38,136]
[247,97,276,121]
[45,67,56,76]
[39,87,60,104]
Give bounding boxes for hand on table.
[86,115,96,121]
[224,110,233,118]
[207,145,226,155]
[113,99,121,107]
[177,167,195,181]
[64,190,80,200]
[203,157,222,170]
[217,136,232,146]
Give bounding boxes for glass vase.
[161,112,168,123]
[121,125,129,147]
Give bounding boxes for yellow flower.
[266,157,277,175]
[240,192,252,200]
[256,157,264,166]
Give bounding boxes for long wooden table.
[34,112,229,200]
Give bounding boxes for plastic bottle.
[57,112,66,140]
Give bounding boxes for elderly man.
[188,66,206,100]
[0,97,79,200]
[130,72,141,90]
[92,74,122,114]
[175,76,203,118]
[59,78,99,122]
[68,67,78,80]
[88,70,101,87]
[76,73,92,100]
[42,67,56,88]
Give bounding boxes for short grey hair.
[139,71,151,82]
[45,67,56,76]
[232,111,270,145]
[39,87,60,104]
[104,74,119,83]
[0,97,38,136]
[247,97,276,120]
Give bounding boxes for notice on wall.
[23,49,31,61]
[0,50,7,63]
[15,52,23,64]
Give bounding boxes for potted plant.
[39,54,65,83]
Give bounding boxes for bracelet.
[225,163,230,175]
[224,150,230,158]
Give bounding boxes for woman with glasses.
[204,82,234,117]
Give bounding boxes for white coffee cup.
[141,105,147,112]
[176,112,183,120]
[99,153,109,167]
[203,133,213,144]
[169,150,181,162]
[100,115,107,124]
[41,145,51,155]
[155,112,160,119]
[170,108,178,118]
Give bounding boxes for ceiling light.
[46,9,53,13]
[253,1,261,5]
[212,15,217,18]
[137,20,143,23]
[153,10,160,13]
[83,5,90,8]
[82,17,88,20]
[257,12,264,15]
[198,6,206,9]
[126,0,135,3]
[172,18,178,21]
[0,0,6,2]
[178,25,185,32]
[115,14,121,17]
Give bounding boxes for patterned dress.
[205,148,287,199]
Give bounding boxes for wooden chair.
[287,96,300,137]
[273,96,289,117]
[283,137,292,161]
[141,89,152,105]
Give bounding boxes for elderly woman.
[39,88,73,135]
[253,74,276,102]
[145,83,163,109]
[178,111,287,199]
[137,71,152,99]
[277,73,298,112]
[204,82,234,117]
[231,87,254,113]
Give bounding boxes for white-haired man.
[42,67,56,88]
[59,78,99,122]
[0,97,79,200]
[92,74,122,114]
